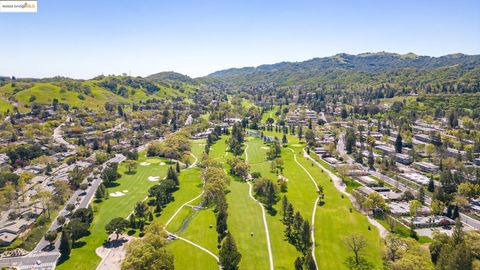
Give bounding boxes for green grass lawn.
[0,97,13,114]
[226,180,271,270]
[376,216,431,244]
[244,132,383,269]
[294,148,384,269]
[212,136,271,270]
[261,106,280,123]
[57,153,169,270]
[167,238,218,270]
[246,137,310,270]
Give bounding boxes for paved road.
[53,124,76,150]
[0,252,60,270]
[337,134,355,164]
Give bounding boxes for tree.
[71,207,94,224]
[33,189,53,218]
[409,200,422,219]
[305,129,315,147]
[216,199,228,243]
[66,203,75,213]
[67,219,89,243]
[428,177,435,193]
[298,125,303,141]
[294,257,303,270]
[166,166,179,186]
[45,230,58,248]
[430,200,445,218]
[304,251,316,270]
[105,217,129,240]
[341,107,348,119]
[282,134,288,145]
[122,228,173,270]
[384,234,403,262]
[300,220,312,253]
[68,165,85,189]
[59,229,72,258]
[229,123,245,156]
[344,234,368,266]
[124,160,137,174]
[101,162,120,186]
[134,201,149,221]
[367,149,375,170]
[395,133,403,153]
[219,233,242,270]
[95,183,106,200]
[345,128,356,154]
[175,162,180,173]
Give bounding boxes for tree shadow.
[267,207,278,216]
[127,229,136,236]
[72,241,86,248]
[105,182,120,188]
[41,244,55,252]
[57,255,70,265]
[124,171,137,175]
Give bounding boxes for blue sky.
[1,0,479,78]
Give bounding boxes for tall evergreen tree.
[219,233,242,270]
[395,133,403,153]
[166,166,179,186]
[59,229,72,258]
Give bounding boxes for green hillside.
[0,75,200,113]
[206,52,480,92]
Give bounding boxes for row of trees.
[281,196,315,269]
[59,207,94,259]
[228,123,245,156]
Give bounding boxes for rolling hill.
[0,74,200,113]
[205,52,480,91]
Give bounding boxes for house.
[446,148,466,158]
[389,201,430,216]
[413,161,439,173]
[475,158,480,166]
[314,147,328,156]
[413,134,432,144]
[401,172,430,185]
[193,128,213,139]
[375,145,396,155]
[0,219,33,246]
[394,153,412,165]
[0,154,9,166]
[404,215,454,228]
[224,118,242,125]
[358,176,378,186]
[324,157,341,165]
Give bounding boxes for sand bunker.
[110,191,126,197]
[140,162,151,166]
[148,176,160,182]
[159,162,166,166]
[123,190,129,193]
[261,147,269,150]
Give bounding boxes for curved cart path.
[287,148,319,270]
[164,151,220,262]
[244,144,275,270]
[303,149,388,238]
